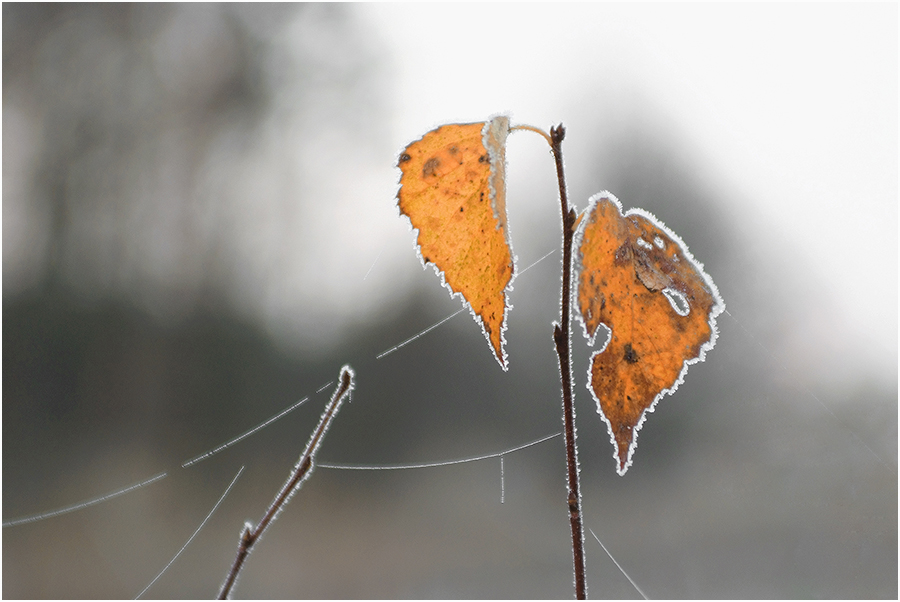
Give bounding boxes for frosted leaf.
[574,191,724,475]
[396,115,515,369]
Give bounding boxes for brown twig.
[218,365,356,599]
[550,124,587,599]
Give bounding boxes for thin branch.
[550,124,587,600]
[218,366,355,600]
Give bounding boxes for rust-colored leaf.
[575,192,724,474]
[397,116,514,369]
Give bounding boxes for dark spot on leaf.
[422,157,440,178]
[614,243,632,266]
[623,343,639,364]
[398,153,411,164]
[479,154,489,163]
[459,206,464,212]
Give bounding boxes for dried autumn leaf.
[397,116,514,369]
[575,192,724,475]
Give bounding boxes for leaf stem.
[550,124,587,600]
[510,123,553,147]
[218,366,355,599]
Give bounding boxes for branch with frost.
[218,365,355,600]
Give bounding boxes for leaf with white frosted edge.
[396,115,515,369]
[573,192,724,475]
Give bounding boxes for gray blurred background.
[3,4,896,598]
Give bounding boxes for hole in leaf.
[663,288,689,316]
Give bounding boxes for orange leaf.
[397,116,514,369]
[575,192,724,474]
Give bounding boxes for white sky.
[355,3,897,382]
[4,4,894,385]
